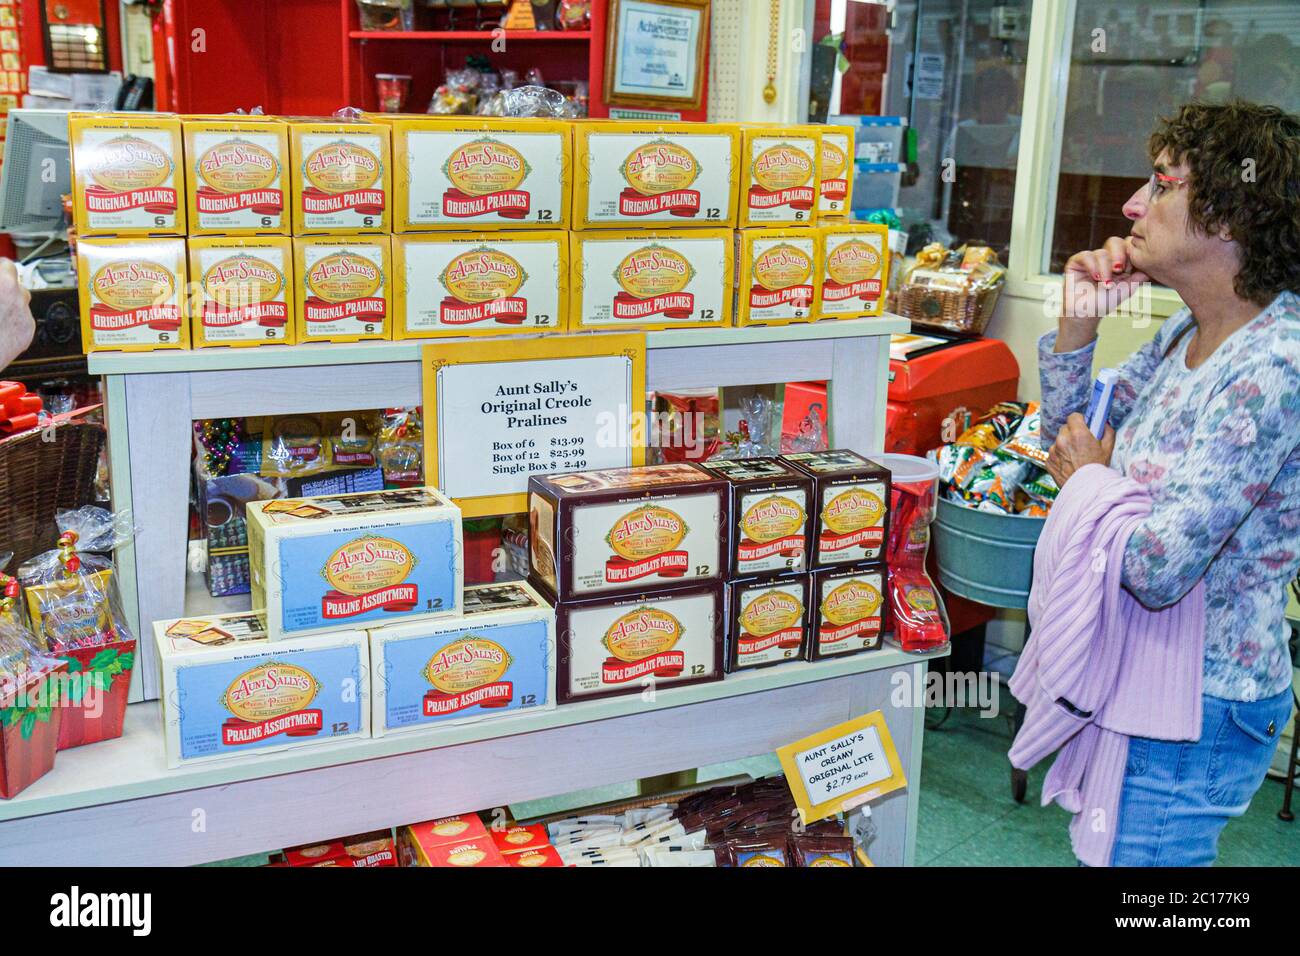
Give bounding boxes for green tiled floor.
[916,687,1300,866]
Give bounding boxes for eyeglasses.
[1146,171,1188,203]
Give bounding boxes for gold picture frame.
[604,0,710,111]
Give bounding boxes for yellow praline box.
[818,125,855,218]
[183,116,291,235]
[734,228,820,326]
[69,112,186,237]
[76,237,190,352]
[288,120,392,235]
[293,235,392,343]
[738,125,821,228]
[392,231,567,337]
[815,222,890,319]
[571,120,740,230]
[387,116,571,231]
[570,228,732,331]
[188,235,295,348]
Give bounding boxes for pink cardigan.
[1008,463,1205,867]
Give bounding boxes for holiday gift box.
[817,125,855,218]
[293,235,392,343]
[725,574,810,673]
[247,487,463,641]
[527,462,726,603]
[734,228,820,326]
[188,236,296,347]
[782,450,892,566]
[556,582,724,704]
[0,660,67,799]
[75,237,190,352]
[69,112,185,237]
[392,231,567,337]
[183,115,290,235]
[152,611,370,768]
[288,119,391,234]
[815,222,889,319]
[808,562,888,660]
[370,580,555,737]
[388,116,571,231]
[738,125,821,228]
[570,120,740,229]
[54,638,136,750]
[398,813,493,866]
[569,229,732,331]
[699,457,813,579]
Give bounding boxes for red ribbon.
[612,290,695,321]
[604,550,689,583]
[438,296,528,325]
[618,187,702,217]
[423,681,514,716]
[321,583,418,619]
[820,527,883,553]
[820,179,848,201]
[601,651,685,684]
[303,296,387,324]
[441,188,530,219]
[300,186,385,216]
[0,382,44,434]
[737,628,804,654]
[747,184,815,211]
[88,303,182,333]
[820,617,881,644]
[83,184,178,215]
[736,535,805,562]
[749,285,813,310]
[201,301,288,328]
[221,710,323,745]
[195,185,284,216]
[821,278,882,303]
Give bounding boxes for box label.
[194,244,291,343]
[298,131,387,231]
[79,239,186,349]
[746,136,817,223]
[746,235,816,321]
[734,579,806,668]
[584,133,733,225]
[576,235,728,329]
[816,570,884,654]
[190,129,287,231]
[821,231,885,315]
[735,489,808,576]
[817,479,887,564]
[301,241,389,339]
[818,131,852,215]
[76,126,182,233]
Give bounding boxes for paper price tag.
[776,711,906,824]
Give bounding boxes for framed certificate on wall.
[604,0,710,111]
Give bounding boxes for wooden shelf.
[350,29,592,41]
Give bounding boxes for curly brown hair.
[1149,100,1300,305]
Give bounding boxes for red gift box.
[0,662,67,799]
[55,638,136,750]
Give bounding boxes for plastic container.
[932,497,1045,611]
[375,74,412,113]
[849,163,904,214]
[877,453,949,654]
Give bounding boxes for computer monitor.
[0,109,72,239]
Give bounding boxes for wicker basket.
[889,283,1003,337]
[0,416,105,569]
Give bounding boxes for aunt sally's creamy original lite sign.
[183,117,290,235]
[289,121,391,234]
[70,112,185,236]
[188,236,294,347]
[76,237,189,351]
[293,236,392,343]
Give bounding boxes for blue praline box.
[370,581,556,737]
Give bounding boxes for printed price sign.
[422,334,647,517]
[776,711,906,824]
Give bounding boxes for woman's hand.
[1056,237,1150,352]
[1046,413,1116,488]
[0,259,34,370]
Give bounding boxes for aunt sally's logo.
[612,245,697,319]
[601,607,687,684]
[441,248,526,302]
[307,253,382,303]
[90,136,172,191]
[752,145,813,191]
[822,487,884,534]
[421,637,514,715]
[220,662,324,745]
[822,580,882,625]
[740,495,805,544]
[320,535,419,620]
[198,139,279,192]
[621,141,700,195]
[92,261,175,310]
[753,244,813,291]
[445,138,528,195]
[304,141,381,192]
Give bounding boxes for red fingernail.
[1112,264,1123,272]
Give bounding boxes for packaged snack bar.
[293,235,392,343]
[183,116,290,235]
[188,236,295,348]
[69,112,185,236]
[76,237,189,351]
[288,119,391,234]
[789,834,855,867]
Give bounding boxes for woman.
[1040,100,1299,866]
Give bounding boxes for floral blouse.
[1039,291,1300,702]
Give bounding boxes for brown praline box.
[527,462,727,604]
[808,562,889,661]
[555,581,724,704]
[724,573,811,673]
[699,457,813,580]
[780,449,892,568]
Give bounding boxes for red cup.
[375,73,412,113]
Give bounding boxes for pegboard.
[709,0,744,122]
[710,0,810,123]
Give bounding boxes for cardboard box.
[288,119,391,234]
[398,814,494,866]
[293,235,392,343]
[188,235,295,347]
[817,125,855,218]
[808,562,888,660]
[527,463,726,603]
[183,116,290,235]
[738,125,821,228]
[490,823,549,855]
[389,117,570,231]
[569,229,732,331]
[370,580,555,737]
[815,222,889,319]
[556,582,724,703]
[392,231,567,337]
[571,121,739,229]
[247,487,463,641]
[734,228,820,326]
[152,611,369,768]
[505,845,566,867]
[699,457,812,578]
[76,236,189,352]
[725,574,810,672]
[781,450,892,567]
[69,112,185,236]
[284,831,397,868]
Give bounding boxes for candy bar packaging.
[817,125,855,218]
[738,125,821,228]
[734,228,820,326]
[808,562,888,660]
[288,119,392,234]
[527,463,726,604]
[699,457,812,578]
[370,581,555,737]
[815,222,889,319]
[781,450,892,566]
[571,121,740,229]
[555,582,724,703]
[76,237,190,351]
[152,611,369,768]
[293,235,392,343]
[69,112,185,237]
[724,574,810,673]
[247,487,463,641]
[188,236,295,348]
[183,115,290,235]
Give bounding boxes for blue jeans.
[1107,688,1293,866]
